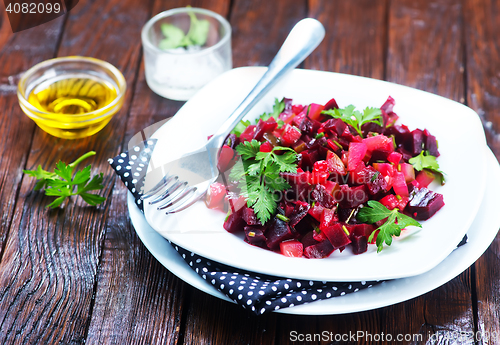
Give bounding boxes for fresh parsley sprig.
[357,200,421,253]
[23,151,106,208]
[321,105,383,138]
[229,140,297,224]
[409,150,446,185]
[158,7,210,50]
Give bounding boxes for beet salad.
[205,96,445,258]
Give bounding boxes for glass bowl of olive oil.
[18,56,126,139]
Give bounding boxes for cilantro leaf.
[230,142,298,224]
[23,151,106,209]
[236,139,261,160]
[357,200,421,252]
[409,151,446,185]
[321,105,383,138]
[159,23,186,50]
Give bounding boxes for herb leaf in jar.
[158,9,210,50]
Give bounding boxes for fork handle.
[208,18,325,150]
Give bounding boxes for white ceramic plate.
[133,148,499,315]
[144,67,487,281]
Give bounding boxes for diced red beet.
[308,203,325,221]
[392,171,409,197]
[281,171,311,201]
[400,163,415,183]
[407,187,445,220]
[205,182,227,210]
[289,201,310,227]
[244,226,267,248]
[326,150,346,175]
[223,209,245,233]
[395,146,414,162]
[240,125,256,142]
[242,206,261,225]
[265,217,296,250]
[313,229,328,242]
[307,103,325,121]
[348,142,368,171]
[253,118,278,141]
[423,129,440,157]
[301,231,319,247]
[259,141,273,152]
[363,135,394,154]
[321,118,346,136]
[362,166,389,195]
[352,235,368,254]
[281,124,302,146]
[323,180,339,195]
[280,240,304,257]
[217,145,235,172]
[351,224,375,238]
[300,149,319,170]
[323,97,339,110]
[292,108,307,127]
[224,133,239,149]
[226,194,247,213]
[415,169,435,188]
[323,223,352,249]
[373,162,395,177]
[379,194,399,210]
[406,129,425,156]
[384,124,411,145]
[311,184,336,208]
[387,152,402,165]
[303,239,335,258]
[335,184,369,208]
[320,208,337,230]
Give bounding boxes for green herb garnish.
[322,105,383,138]
[158,7,210,50]
[23,151,106,208]
[408,150,446,185]
[229,139,297,224]
[357,200,421,253]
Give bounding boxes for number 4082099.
[6,2,61,14]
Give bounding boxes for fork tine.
[141,174,177,199]
[149,179,184,205]
[157,186,197,210]
[164,190,206,214]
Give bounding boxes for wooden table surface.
[1,0,499,344]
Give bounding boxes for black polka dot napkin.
[109,141,465,315]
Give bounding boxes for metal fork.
[142,18,325,214]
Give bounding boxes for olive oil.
[28,75,117,114]
[25,73,122,139]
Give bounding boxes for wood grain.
[0,15,66,260]
[0,0,148,342]
[307,0,387,79]
[381,1,475,343]
[464,0,500,340]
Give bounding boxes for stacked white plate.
[130,68,500,315]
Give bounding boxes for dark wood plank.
[379,1,475,343]
[0,13,66,261]
[464,0,500,339]
[85,1,232,344]
[0,0,149,342]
